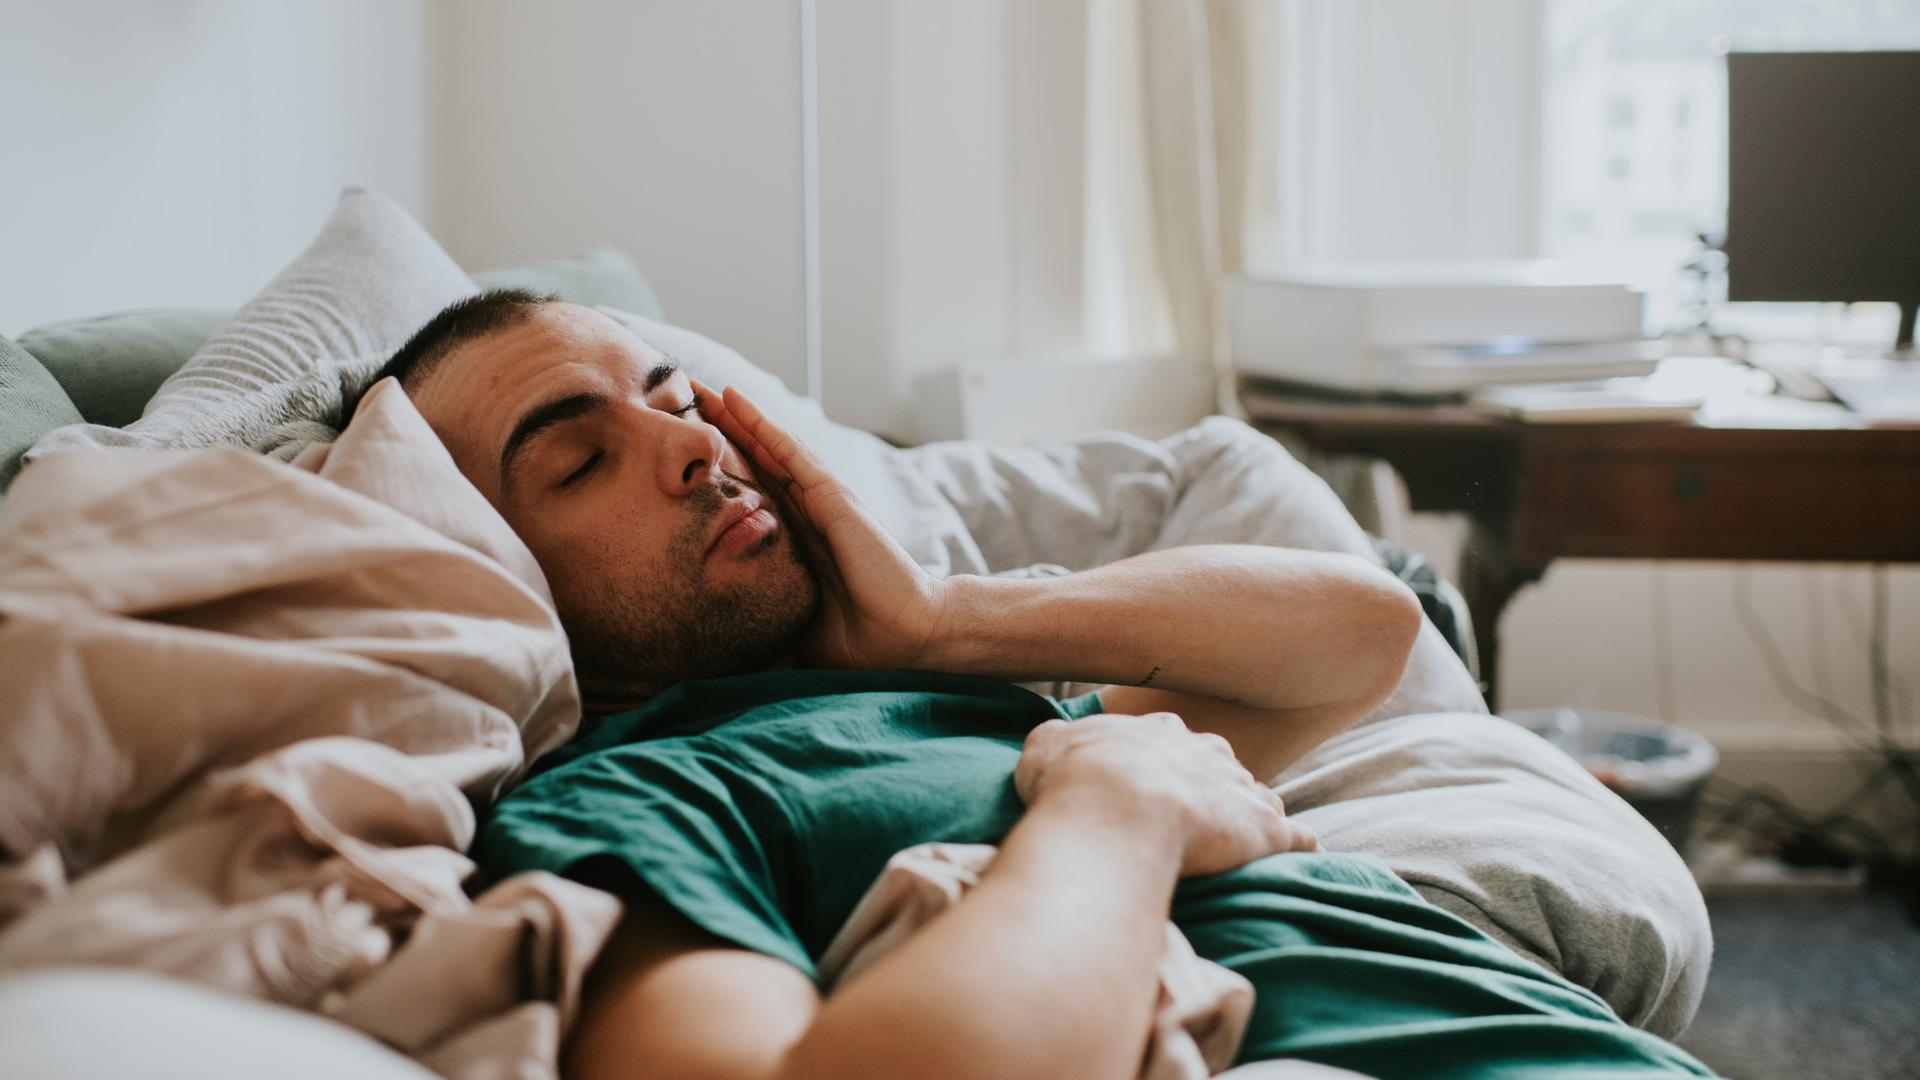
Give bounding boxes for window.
[1540,0,1920,335]
[1271,0,1920,341]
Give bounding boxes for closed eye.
[558,450,603,489]
[670,392,702,418]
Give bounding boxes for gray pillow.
[472,248,664,320]
[19,251,664,431]
[19,309,229,427]
[0,334,84,498]
[25,187,476,463]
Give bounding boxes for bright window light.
[1541,0,1920,338]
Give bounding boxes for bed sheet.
[857,417,1709,1037]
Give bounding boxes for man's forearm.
[925,545,1422,715]
[779,785,1181,1080]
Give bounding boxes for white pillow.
[0,970,439,1080]
[26,187,474,463]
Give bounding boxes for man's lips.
[706,494,778,559]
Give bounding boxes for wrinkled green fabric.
[478,669,1711,1078]
[0,333,85,498]
[17,309,226,428]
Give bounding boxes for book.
[1469,378,1702,423]
[1815,358,1920,426]
[1231,261,1649,393]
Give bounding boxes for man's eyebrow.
[498,391,609,496]
[642,360,680,393]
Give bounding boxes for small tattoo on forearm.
[1137,665,1162,687]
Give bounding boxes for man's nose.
[652,408,729,495]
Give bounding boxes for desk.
[1242,380,1920,707]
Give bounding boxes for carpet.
[1676,888,1920,1079]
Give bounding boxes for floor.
[1675,888,1920,1079]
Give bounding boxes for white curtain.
[1082,0,1280,409]
[1082,2,1403,532]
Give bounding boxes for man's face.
[407,302,818,701]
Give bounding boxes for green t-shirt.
[476,669,1711,1079]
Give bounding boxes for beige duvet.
[0,380,618,1080]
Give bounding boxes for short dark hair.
[345,288,558,420]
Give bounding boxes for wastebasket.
[1503,708,1719,857]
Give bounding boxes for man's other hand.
[693,380,952,672]
[1014,711,1319,878]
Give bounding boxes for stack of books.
[1230,261,1659,396]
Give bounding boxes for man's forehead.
[476,304,644,375]
[411,303,665,464]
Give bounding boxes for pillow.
[0,970,440,1080]
[0,335,83,497]
[18,245,665,436]
[25,187,475,463]
[1279,711,1710,1036]
[472,248,665,320]
[13,184,939,567]
[17,309,229,427]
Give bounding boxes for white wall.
[0,0,815,398]
[0,0,429,335]
[1499,561,1920,751]
[817,0,1087,437]
[0,0,1084,436]
[424,0,808,392]
[1499,558,1920,839]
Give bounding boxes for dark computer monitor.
[1725,50,1920,348]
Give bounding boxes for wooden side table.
[1242,380,1920,707]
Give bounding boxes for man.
[375,290,1711,1079]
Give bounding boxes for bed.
[0,189,1710,1079]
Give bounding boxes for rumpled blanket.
[894,419,1709,1035]
[819,842,1255,1080]
[0,379,620,1080]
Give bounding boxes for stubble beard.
[561,473,821,704]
